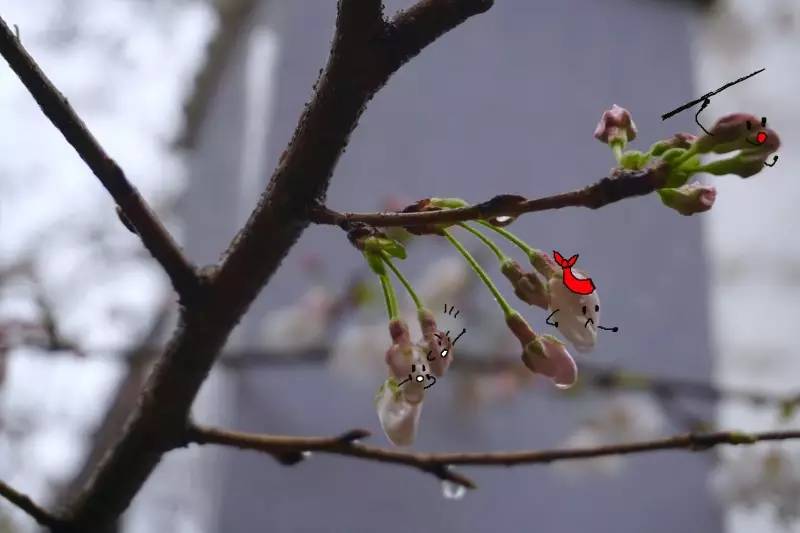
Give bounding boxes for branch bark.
[0,1,495,530]
[186,424,800,491]
[0,17,200,304]
[310,164,671,228]
[0,479,64,529]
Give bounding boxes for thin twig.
[186,424,800,490]
[0,478,63,528]
[0,16,200,303]
[310,164,670,228]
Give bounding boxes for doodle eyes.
[582,305,600,315]
[746,117,767,130]
[411,364,428,382]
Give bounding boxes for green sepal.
[430,197,470,209]
[374,377,402,406]
[364,236,407,260]
[619,150,650,170]
[363,251,386,275]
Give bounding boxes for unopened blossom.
[418,308,453,377]
[521,335,578,389]
[501,259,548,309]
[547,273,599,353]
[594,104,637,145]
[506,313,577,389]
[694,113,781,161]
[259,286,333,353]
[375,378,423,446]
[384,318,428,404]
[658,183,716,216]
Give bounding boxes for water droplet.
[494,216,513,223]
[441,480,467,500]
[301,451,313,458]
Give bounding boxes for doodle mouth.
[584,317,595,328]
[745,137,764,146]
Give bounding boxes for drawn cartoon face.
[545,274,617,353]
[745,116,769,146]
[408,363,436,389]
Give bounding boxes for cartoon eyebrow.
[545,309,559,327]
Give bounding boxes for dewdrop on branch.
[441,480,467,500]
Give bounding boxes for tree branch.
[7,1,493,530]
[0,478,64,529]
[310,164,670,227]
[0,16,200,304]
[186,424,800,491]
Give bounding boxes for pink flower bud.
[594,104,637,145]
[694,113,780,156]
[417,308,453,377]
[521,335,578,389]
[386,319,413,379]
[547,274,599,353]
[658,183,716,216]
[501,260,548,309]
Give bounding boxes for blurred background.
[0,0,798,531]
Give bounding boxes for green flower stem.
[378,273,400,320]
[476,220,535,257]
[381,251,423,310]
[611,141,623,163]
[457,223,509,262]
[442,228,514,318]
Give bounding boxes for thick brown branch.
[47,1,495,530]
[0,479,64,529]
[310,164,670,227]
[0,16,200,303]
[186,424,800,491]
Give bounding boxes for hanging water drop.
[301,451,313,458]
[441,480,467,500]
[494,216,513,224]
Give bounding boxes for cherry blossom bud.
[594,104,637,145]
[658,183,717,216]
[528,249,558,279]
[418,308,453,377]
[501,259,548,308]
[521,335,578,389]
[547,274,599,353]
[375,378,423,446]
[385,319,413,379]
[694,113,780,156]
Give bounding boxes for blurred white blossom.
[557,394,666,477]
[415,256,469,311]
[711,446,800,525]
[260,286,333,353]
[328,322,388,379]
